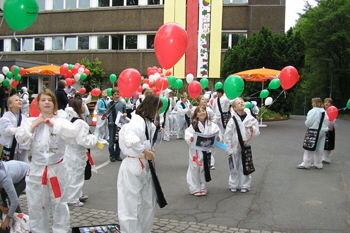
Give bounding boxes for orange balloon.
[30,97,40,117]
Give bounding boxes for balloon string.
[0,17,3,28]
[13,31,18,42]
[257,90,284,118]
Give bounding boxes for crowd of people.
[0,79,337,233]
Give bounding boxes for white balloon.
[142,84,150,89]
[74,73,81,82]
[265,97,273,106]
[0,74,4,83]
[63,63,68,66]
[154,72,161,80]
[149,75,156,82]
[186,73,194,84]
[78,67,84,74]
[2,66,9,75]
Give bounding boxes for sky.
[285,0,318,31]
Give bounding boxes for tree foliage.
[79,57,106,92]
[221,26,305,115]
[296,0,350,109]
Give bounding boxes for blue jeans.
[108,123,121,159]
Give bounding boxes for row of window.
[36,0,247,11]
[0,33,246,52]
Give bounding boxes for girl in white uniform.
[117,94,163,233]
[160,92,176,141]
[224,97,260,193]
[20,86,30,117]
[185,106,220,196]
[0,95,29,162]
[16,89,79,233]
[65,97,97,207]
[176,95,190,139]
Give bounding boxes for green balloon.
[14,74,21,81]
[245,102,252,108]
[268,79,281,89]
[107,88,112,97]
[124,98,129,102]
[260,89,269,98]
[174,79,183,90]
[3,79,10,87]
[347,99,350,109]
[110,74,117,83]
[13,66,20,75]
[6,72,13,79]
[68,64,74,70]
[4,0,39,31]
[80,73,87,81]
[223,75,244,100]
[167,76,176,86]
[160,96,169,114]
[200,78,208,89]
[215,82,223,90]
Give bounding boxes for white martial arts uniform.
[176,101,190,139]
[224,109,260,191]
[93,98,109,143]
[185,120,220,194]
[65,107,97,204]
[20,88,30,117]
[160,97,176,141]
[299,107,329,169]
[117,113,156,233]
[15,110,78,233]
[0,111,29,162]
[212,94,232,137]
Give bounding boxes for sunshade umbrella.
[25,64,60,75]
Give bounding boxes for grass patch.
[259,107,289,120]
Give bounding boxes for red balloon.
[143,79,149,84]
[79,88,86,94]
[91,88,101,97]
[188,81,202,99]
[279,66,299,90]
[117,68,141,98]
[10,65,16,72]
[60,65,68,76]
[64,70,72,79]
[84,68,90,76]
[72,65,79,75]
[30,98,40,117]
[155,77,169,91]
[136,92,141,98]
[11,80,19,87]
[326,106,338,122]
[19,67,26,76]
[154,22,188,69]
[149,82,154,88]
[165,70,172,77]
[151,87,157,93]
[155,91,160,96]
[137,86,143,92]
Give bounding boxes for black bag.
[303,112,325,151]
[217,97,231,129]
[72,224,120,233]
[84,156,92,180]
[232,116,255,175]
[324,129,335,150]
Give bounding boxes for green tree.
[296,0,350,109]
[221,26,305,115]
[79,57,106,92]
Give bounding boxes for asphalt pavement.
[19,115,350,232]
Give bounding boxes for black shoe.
[110,158,116,162]
[115,157,123,161]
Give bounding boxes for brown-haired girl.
[185,106,220,196]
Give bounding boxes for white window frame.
[222,31,247,49]
[223,0,248,4]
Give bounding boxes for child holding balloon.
[185,106,220,196]
[322,98,337,164]
[93,89,109,144]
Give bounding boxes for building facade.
[0,0,285,92]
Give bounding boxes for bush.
[260,107,289,120]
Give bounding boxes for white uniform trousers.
[228,152,251,190]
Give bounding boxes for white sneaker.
[98,139,108,144]
[68,202,84,207]
[230,188,237,193]
[240,188,248,193]
[79,195,89,202]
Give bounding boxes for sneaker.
[164,139,170,142]
[200,191,207,196]
[210,166,215,170]
[115,157,123,161]
[297,164,310,169]
[79,195,88,202]
[110,158,116,162]
[240,188,248,193]
[311,165,323,169]
[193,192,202,196]
[98,139,108,144]
[322,160,330,164]
[230,188,237,193]
[68,202,84,207]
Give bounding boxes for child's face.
[199,97,207,106]
[38,94,54,114]
[233,99,245,111]
[324,101,331,109]
[197,108,207,121]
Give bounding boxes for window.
[29,76,39,94]
[78,36,89,50]
[112,35,123,50]
[127,0,138,5]
[52,37,64,50]
[99,0,109,7]
[23,38,34,51]
[53,0,64,9]
[65,37,77,50]
[37,0,45,10]
[148,0,162,4]
[11,39,20,51]
[147,35,155,49]
[79,0,90,8]
[0,40,3,52]
[222,33,247,49]
[99,0,138,7]
[112,0,123,6]
[223,0,248,3]
[35,38,45,51]
[125,35,137,49]
[66,0,77,9]
[97,36,109,49]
